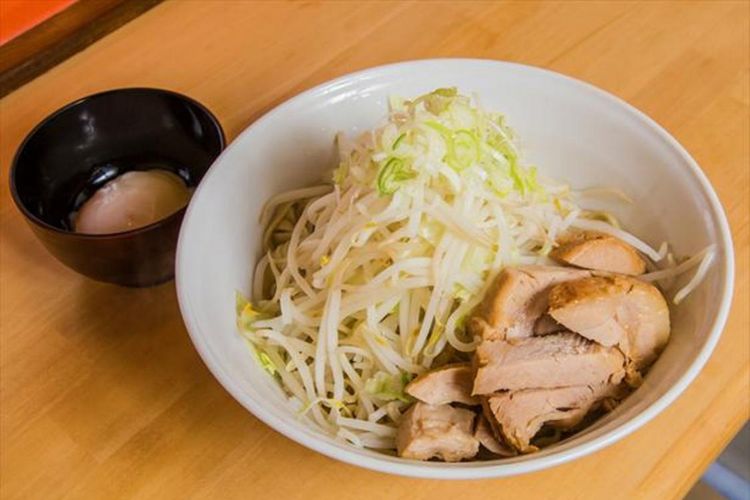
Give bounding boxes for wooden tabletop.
[1,2,748,499]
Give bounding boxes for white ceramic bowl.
[176,59,734,479]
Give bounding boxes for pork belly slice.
[483,383,623,453]
[467,265,590,341]
[405,363,479,406]
[533,313,565,335]
[550,230,646,276]
[473,332,626,395]
[474,413,515,457]
[396,402,479,462]
[548,275,670,370]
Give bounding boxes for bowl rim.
[175,58,735,479]
[8,87,226,239]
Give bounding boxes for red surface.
[0,0,77,45]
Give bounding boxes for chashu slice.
[473,332,626,395]
[548,275,670,370]
[405,363,479,406]
[474,413,515,457]
[533,313,566,335]
[483,383,623,453]
[467,266,590,341]
[550,231,646,276]
[396,402,479,462]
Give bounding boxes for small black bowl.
[10,88,225,287]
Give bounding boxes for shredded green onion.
[376,157,414,195]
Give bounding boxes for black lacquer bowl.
[10,88,225,287]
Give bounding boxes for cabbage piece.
[364,371,413,403]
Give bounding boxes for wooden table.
[1,2,748,499]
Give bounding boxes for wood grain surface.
[1,1,748,499]
[0,0,162,97]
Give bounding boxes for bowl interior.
[12,88,224,232]
[177,60,732,478]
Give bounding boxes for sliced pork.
[396,402,479,462]
[550,231,646,276]
[474,414,515,457]
[405,363,479,406]
[533,313,565,335]
[473,332,626,395]
[467,266,590,341]
[483,383,623,453]
[548,275,670,370]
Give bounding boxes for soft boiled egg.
[73,170,190,234]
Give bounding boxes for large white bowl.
[176,59,734,479]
